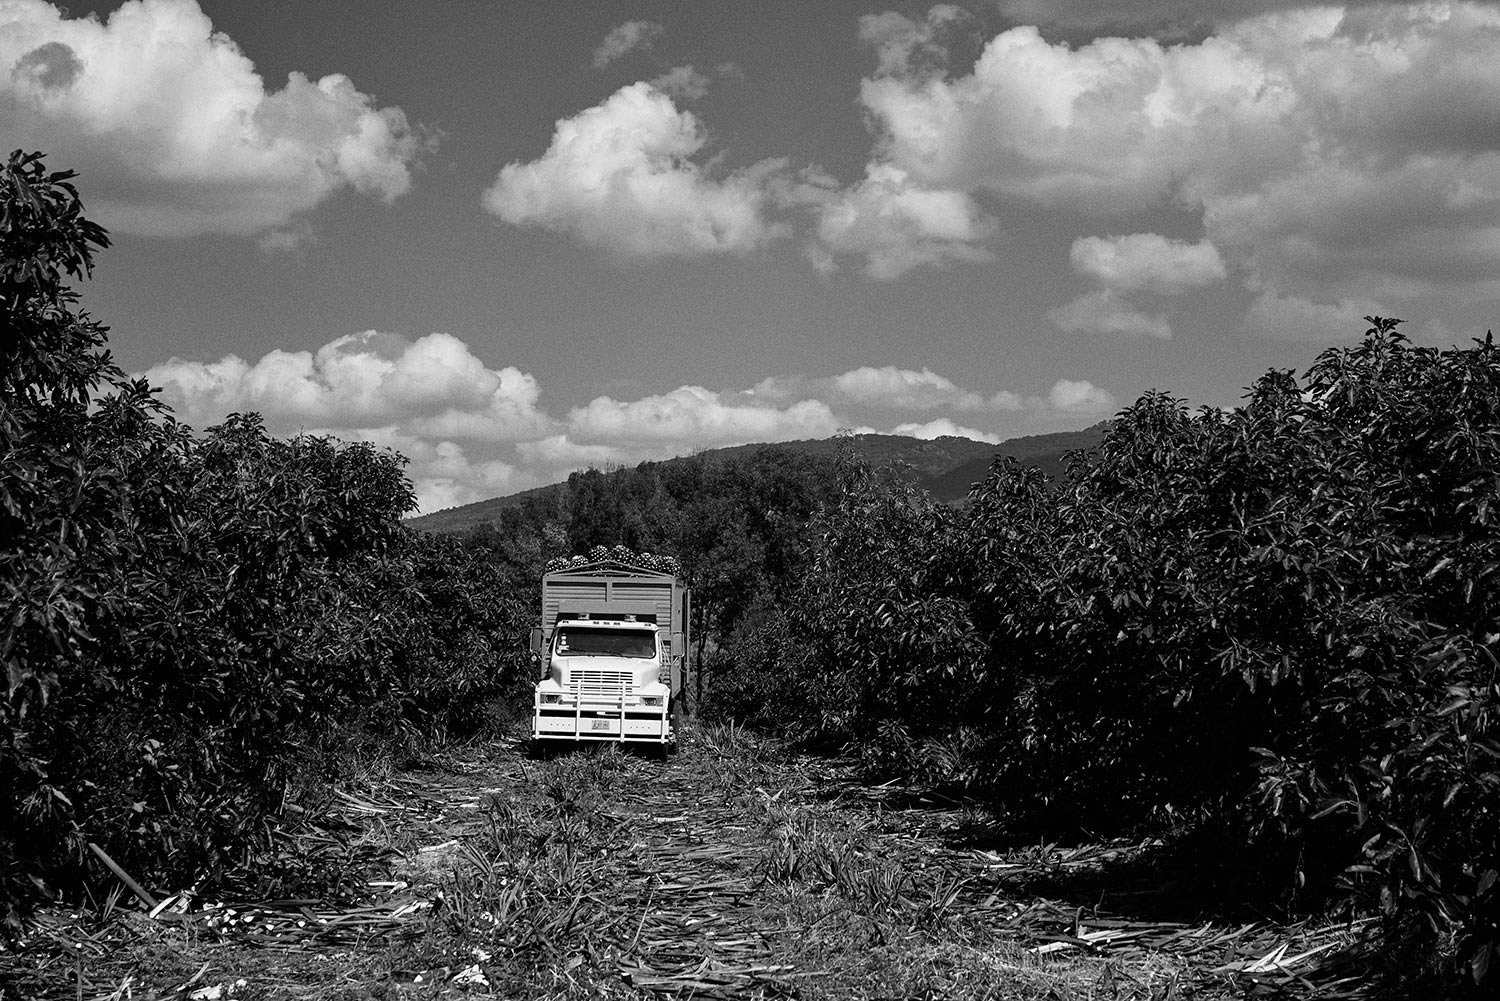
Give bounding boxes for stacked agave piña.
[544,544,681,576]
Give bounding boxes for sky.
[4,0,1499,512]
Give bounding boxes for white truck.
[529,547,690,752]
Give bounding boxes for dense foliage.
[458,447,839,712]
[10,145,1497,990]
[1,151,527,926]
[770,321,1500,990]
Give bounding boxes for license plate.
[590,719,611,731]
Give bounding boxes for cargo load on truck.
[529,546,690,753]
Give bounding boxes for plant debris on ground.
[2,725,1379,1000]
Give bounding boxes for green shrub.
[789,448,989,772]
[786,321,1500,991]
[1,151,530,924]
[698,596,807,729]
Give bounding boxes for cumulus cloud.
[480,1,1500,305]
[892,418,1001,443]
[649,65,712,100]
[753,365,1116,420]
[1048,378,1117,414]
[487,27,996,278]
[856,3,1500,325]
[592,19,663,69]
[1051,233,1225,338]
[0,0,423,237]
[517,434,637,473]
[569,387,840,446]
[833,365,988,410]
[807,163,996,279]
[140,333,1115,512]
[143,332,559,512]
[143,331,550,439]
[1049,289,1174,340]
[858,5,968,77]
[482,83,785,258]
[329,428,531,516]
[994,0,1393,35]
[1069,234,1227,294]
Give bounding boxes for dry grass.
[0,723,1375,1000]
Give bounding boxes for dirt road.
[3,726,1365,1000]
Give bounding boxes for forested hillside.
[406,425,1107,536]
[452,445,840,712]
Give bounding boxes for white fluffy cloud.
[592,20,663,69]
[498,3,1500,311]
[483,83,784,258]
[1052,234,1225,338]
[833,365,988,410]
[141,334,1115,512]
[1049,290,1174,340]
[0,0,422,237]
[143,331,550,439]
[996,0,1398,34]
[808,164,996,280]
[892,418,1001,443]
[569,387,840,446]
[649,65,711,100]
[1048,378,1117,414]
[754,366,1116,419]
[858,5,968,77]
[1069,234,1227,294]
[857,3,1500,326]
[332,428,531,516]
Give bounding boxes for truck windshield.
[554,627,655,658]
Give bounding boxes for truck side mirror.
[528,627,544,657]
[670,631,686,692]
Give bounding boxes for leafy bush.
[788,448,989,778]
[697,596,807,729]
[785,321,1500,991]
[1,151,528,925]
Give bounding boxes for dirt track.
[2,726,1368,1000]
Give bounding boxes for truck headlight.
[541,693,561,704]
[641,696,663,707]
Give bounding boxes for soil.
[0,725,1373,1001]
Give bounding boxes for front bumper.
[532,698,672,743]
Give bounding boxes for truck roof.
[556,618,657,630]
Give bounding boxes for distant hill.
[407,424,1108,534]
[920,426,1108,500]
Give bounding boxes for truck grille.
[569,670,633,699]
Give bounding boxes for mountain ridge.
[406,424,1109,534]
